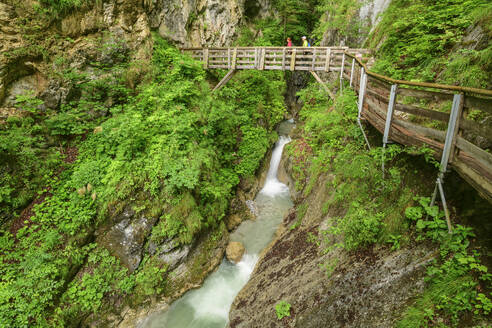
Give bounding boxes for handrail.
[180,46,359,50]
[344,52,492,97]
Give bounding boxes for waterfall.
[261,136,291,197]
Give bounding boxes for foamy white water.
[140,123,294,328]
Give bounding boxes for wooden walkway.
[181,47,369,71]
[181,47,492,215]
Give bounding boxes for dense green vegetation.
[0,34,286,326]
[238,0,321,46]
[1,0,491,326]
[313,0,364,45]
[369,0,492,88]
[288,82,491,326]
[36,0,88,18]
[0,57,131,225]
[399,198,491,327]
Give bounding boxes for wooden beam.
[325,48,331,72]
[212,69,237,92]
[311,48,316,71]
[310,71,335,100]
[254,48,258,69]
[260,48,265,70]
[228,48,231,69]
[231,48,237,70]
[290,49,296,71]
[282,48,286,70]
[453,160,492,203]
[203,48,209,69]
[456,136,492,169]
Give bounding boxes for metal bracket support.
[382,84,398,178]
[340,53,346,94]
[429,94,463,234]
[349,58,355,87]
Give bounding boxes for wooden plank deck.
[182,47,368,73]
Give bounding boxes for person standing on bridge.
[287,37,292,47]
[302,36,310,47]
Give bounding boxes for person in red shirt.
[286,37,292,47]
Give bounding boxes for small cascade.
[140,121,294,328]
[261,136,291,197]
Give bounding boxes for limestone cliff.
[0,0,272,109]
[320,0,391,46]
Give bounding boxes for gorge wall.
[0,0,273,109]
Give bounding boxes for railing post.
[260,48,266,70]
[254,48,258,69]
[357,68,367,119]
[429,93,463,234]
[449,93,465,164]
[282,48,286,71]
[325,48,331,72]
[290,48,296,71]
[357,68,371,150]
[228,48,231,69]
[232,47,237,70]
[383,84,398,146]
[203,48,209,69]
[382,84,398,178]
[349,58,355,87]
[311,48,317,71]
[340,53,346,93]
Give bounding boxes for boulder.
[226,241,245,263]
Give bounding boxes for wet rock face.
[99,208,157,273]
[148,237,192,271]
[0,0,273,108]
[285,72,309,116]
[226,214,243,231]
[359,0,392,33]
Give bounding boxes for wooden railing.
[343,52,492,215]
[181,47,370,71]
[182,47,492,210]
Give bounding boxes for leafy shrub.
[340,202,384,250]
[275,300,291,320]
[62,248,132,313]
[398,197,492,326]
[38,0,88,18]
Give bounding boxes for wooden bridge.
[181,47,492,231]
[181,47,369,71]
